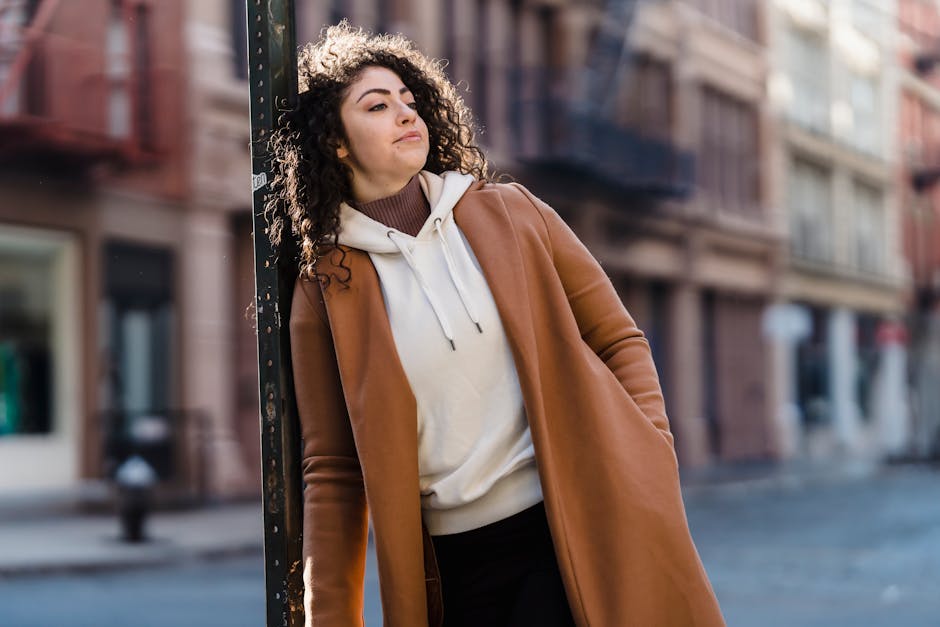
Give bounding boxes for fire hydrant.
[115,455,158,542]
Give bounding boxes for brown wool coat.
[288,179,726,627]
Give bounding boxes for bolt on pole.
[245,1,304,626]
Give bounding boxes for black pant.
[430,502,577,627]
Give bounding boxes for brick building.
[290,0,781,467]
[898,0,940,457]
[0,0,256,500]
[0,0,918,505]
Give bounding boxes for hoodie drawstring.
[387,231,458,351]
[434,218,484,334]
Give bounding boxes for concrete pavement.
[6,465,940,626]
[0,500,263,577]
[0,458,898,579]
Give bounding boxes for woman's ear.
[336,142,349,160]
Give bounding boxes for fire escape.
[515,0,694,198]
[0,0,173,168]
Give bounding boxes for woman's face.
[337,66,430,203]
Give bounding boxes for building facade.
[291,0,782,468]
[766,0,911,461]
[898,0,940,458]
[0,0,259,500]
[0,0,920,506]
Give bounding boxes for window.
[789,158,833,262]
[107,0,131,139]
[901,91,924,163]
[785,25,830,134]
[376,0,390,34]
[618,55,672,139]
[442,0,458,80]
[329,0,346,27]
[230,0,248,80]
[796,304,830,426]
[700,86,760,215]
[849,71,879,155]
[690,0,758,41]
[133,4,154,151]
[102,242,174,417]
[0,231,61,437]
[854,181,884,274]
[508,0,522,144]
[474,0,489,132]
[899,0,939,52]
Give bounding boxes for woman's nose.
[398,102,417,123]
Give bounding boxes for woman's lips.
[396,131,422,142]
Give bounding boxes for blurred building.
[0,0,922,507]
[300,0,917,467]
[0,0,257,502]
[898,0,940,457]
[296,0,780,467]
[766,0,910,461]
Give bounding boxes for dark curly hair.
[264,22,489,286]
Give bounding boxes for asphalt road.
[686,465,940,627]
[2,465,939,626]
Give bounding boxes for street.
[0,542,383,627]
[2,466,938,626]
[687,465,940,627]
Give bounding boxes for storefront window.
[0,240,55,436]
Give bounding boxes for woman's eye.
[407,102,418,110]
[368,103,387,112]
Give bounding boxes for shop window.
[0,241,55,437]
[796,305,830,426]
[855,313,880,422]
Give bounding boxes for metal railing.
[512,91,696,197]
[0,28,178,161]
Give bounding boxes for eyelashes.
[367,102,418,112]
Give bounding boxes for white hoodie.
[336,171,542,535]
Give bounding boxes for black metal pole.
[245,1,303,626]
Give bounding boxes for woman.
[267,23,725,627]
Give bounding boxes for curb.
[679,459,881,498]
[0,541,263,579]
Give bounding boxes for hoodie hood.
[336,170,475,251]
[334,170,482,351]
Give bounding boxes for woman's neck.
[351,175,429,237]
[349,172,417,204]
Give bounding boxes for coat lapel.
[454,187,543,424]
[318,248,430,624]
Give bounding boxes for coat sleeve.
[289,276,369,627]
[510,183,674,448]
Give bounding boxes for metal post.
[245,1,303,625]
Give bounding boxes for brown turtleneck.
[351,175,430,237]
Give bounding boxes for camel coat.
[288,179,725,626]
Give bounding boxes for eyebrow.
[355,85,412,103]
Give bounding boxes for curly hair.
[264,22,489,287]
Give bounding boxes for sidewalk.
[0,458,888,578]
[680,457,881,497]
[0,500,264,577]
